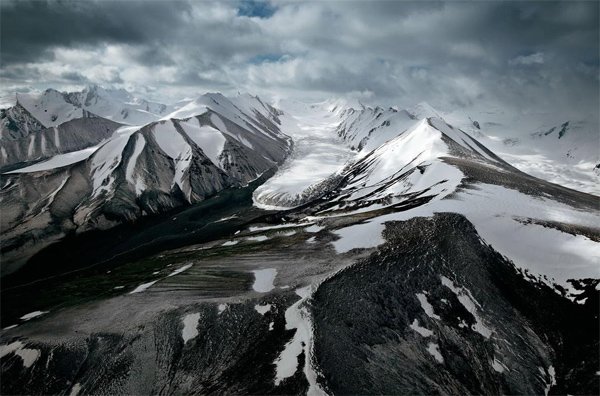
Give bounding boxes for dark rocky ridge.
[1,213,596,395]
[312,213,598,395]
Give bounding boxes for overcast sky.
[1,0,598,118]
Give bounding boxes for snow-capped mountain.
[254,99,598,290]
[10,85,170,129]
[1,93,598,396]
[443,109,600,195]
[1,92,292,274]
[0,116,122,169]
[0,85,177,168]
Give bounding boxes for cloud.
[0,0,597,120]
[510,52,545,66]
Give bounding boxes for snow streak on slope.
[179,119,226,169]
[6,146,100,174]
[125,134,146,195]
[152,120,193,198]
[90,126,139,197]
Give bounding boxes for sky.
[1,0,598,119]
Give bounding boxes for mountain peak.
[410,101,442,119]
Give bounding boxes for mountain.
[1,94,598,396]
[0,92,292,275]
[442,109,600,195]
[7,85,170,129]
[0,86,176,168]
[0,116,122,171]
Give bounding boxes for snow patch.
[129,280,159,294]
[125,134,146,195]
[167,263,193,277]
[20,311,48,321]
[541,365,557,396]
[305,225,323,233]
[247,235,269,242]
[2,325,18,331]
[249,223,300,232]
[254,304,272,315]
[15,348,40,368]
[426,342,444,364]
[7,145,99,174]
[441,276,492,338]
[410,319,434,337]
[181,313,201,344]
[252,268,277,292]
[69,383,82,396]
[416,293,440,320]
[180,118,226,168]
[90,125,138,197]
[152,121,192,199]
[273,286,325,395]
[0,341,40,368]
[492,358,509,373]
[331,221,386,253]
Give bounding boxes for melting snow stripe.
[247,235,269,242]
[167,263,193,277]
[20,311,48,321]
[129,280,159,294]
[69,384,82,396]
[492,357,509,373]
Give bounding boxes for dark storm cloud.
[0,0,191,64]
[0,0,597,119]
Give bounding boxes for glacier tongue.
[253,100,354,209]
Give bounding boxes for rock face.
[1,103,46,139]
[0,93,292,275]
